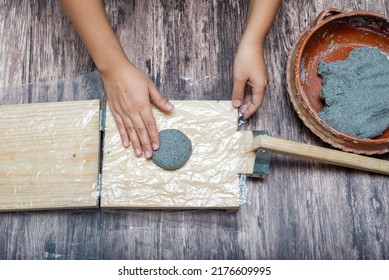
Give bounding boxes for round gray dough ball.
[152,129,192,170]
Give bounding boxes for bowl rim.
[293,9,389,145]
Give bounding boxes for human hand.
[232,40,269,119]
[101,62,174,159]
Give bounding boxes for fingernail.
[233,99,242,107]
[152,143,159,150]
[165,102,174,110]
[144,150,151,159]
[135,148,142,157]
[123,140,129,147]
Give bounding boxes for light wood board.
[101,101,256,209]
[0,100,101,211]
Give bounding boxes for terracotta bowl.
[286,8,389,154]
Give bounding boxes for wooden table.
[0,0,388,259]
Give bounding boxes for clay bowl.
[286,8,389,154]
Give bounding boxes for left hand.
[231,40,269,119]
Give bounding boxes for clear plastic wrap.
[0,72,103,211]
[101,101,256,209]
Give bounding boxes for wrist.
[238,36,265,54]
[94,47,130,70]
[240,28,267,46]
[96,52,133,77]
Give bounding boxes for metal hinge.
[97,173,102,198]
[99,109,106,132]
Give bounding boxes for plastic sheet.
[0,71,104,105]
[0,72,103,211]
[101,101,256,209]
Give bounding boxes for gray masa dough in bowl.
[152,129,192,170]
[318,47,389,139]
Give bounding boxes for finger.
[140,107,160,151]
[149,85,174,112]
[111,111,131,148]
[130,114,153,159]
[231,77,246,108]
[123,116,143,157]
[241,85,265,119]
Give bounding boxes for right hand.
[232,40,269,119]
[100,61,174,159]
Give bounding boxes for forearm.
[59,0,129,73]
[60,0,173,155]
[241,0,281,45]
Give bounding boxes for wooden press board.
[0,100,100,211]
[101,101,256,209]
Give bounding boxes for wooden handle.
[253,135,389,176]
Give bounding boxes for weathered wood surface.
[0,100,100,211]
[0,0,388,259]
[101,101,256,209]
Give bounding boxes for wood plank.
[101,100,256,209]
[0,100,100,211]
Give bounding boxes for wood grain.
[0,0,389,260]
[0,100,100,211]
[251,134,389,176]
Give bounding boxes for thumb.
[149,85,174,112]
[231,78,246,108]
[242,85,265,119]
